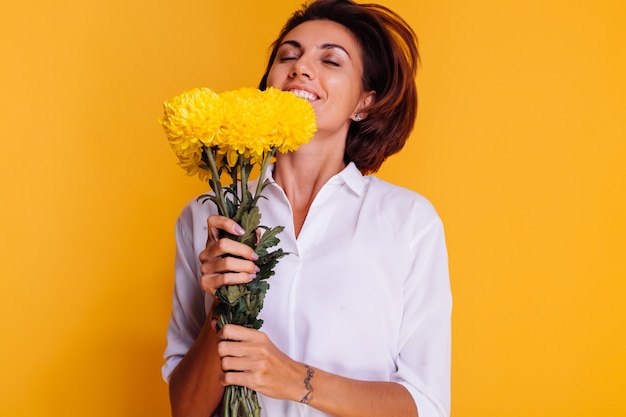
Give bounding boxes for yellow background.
[1,0,624,416]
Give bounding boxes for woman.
[162,1,452,416]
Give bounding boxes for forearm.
[169,317,224,417]
[299,366,418,417]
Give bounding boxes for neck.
[273,134,346,236]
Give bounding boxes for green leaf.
[256,226,285,256]
[224,197,236,219]
[240,206,262,235]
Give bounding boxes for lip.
[284,84,320,101]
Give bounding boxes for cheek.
[265,66,283,89]
[329,78,361,109]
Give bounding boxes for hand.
[217,324,306,402]
[198,215,259,296]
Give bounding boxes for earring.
[354,113,362,122]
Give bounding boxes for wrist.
[299,364,315,405]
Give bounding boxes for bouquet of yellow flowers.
[160,86,317,417]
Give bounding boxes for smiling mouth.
[289,89,319,101]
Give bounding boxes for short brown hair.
[259,0,419,174]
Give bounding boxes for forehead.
[282,19,361,54]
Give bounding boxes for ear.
[351,90,376,121]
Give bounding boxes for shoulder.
[362,176,441,224]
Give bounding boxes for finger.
[218,324,261,343]
[219,367,249,388]
[200,271,256,294]
[206,215,245,243]
[217,339,247,359]
[210,316,219,333]
[220,356,253,374]
[217,333,258,365]
[201,255,259,275]
[200,238,259,262]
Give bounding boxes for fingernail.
[249,273,257,281]
[251,252,259,261]
[233,224,245,235]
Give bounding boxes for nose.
[290,58,314,80]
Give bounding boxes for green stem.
[234,152,241,206]
[224,385,232,417]
[217,313,228,330]
[216,148,272,417]
[240,153,248,208]
[253,148,276,204]
[204,147,228,216]
[242,388,252,415]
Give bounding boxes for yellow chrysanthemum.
[161,86,317,175]
[160,87,223,175]
[217,88,275,165]
[262,87,318,153]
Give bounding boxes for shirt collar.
[265,161,365,197]
[335,162,365,196]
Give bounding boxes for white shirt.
[163,162,452,417]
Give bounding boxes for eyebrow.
[279,40,352,59]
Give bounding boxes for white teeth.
[290,89,317,101]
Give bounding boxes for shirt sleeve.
[161,203,210,382]
[390,213,452,417]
